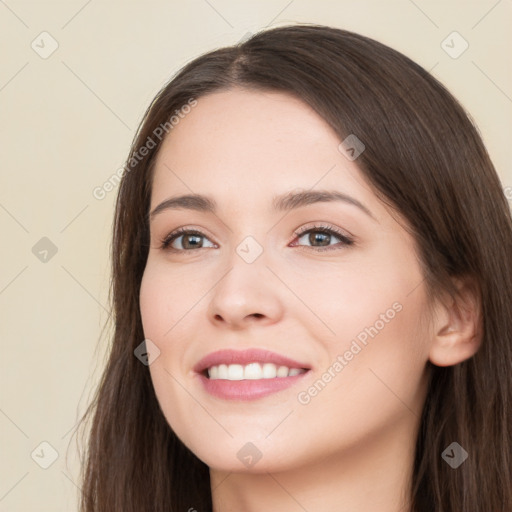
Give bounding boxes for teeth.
[207,363,306,380]
[227,364,244,380]
[209,365,219,379]
[245,362,263,379]
[276,365,289,377]
[262,363,277,378]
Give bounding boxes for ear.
[428,276,483,367]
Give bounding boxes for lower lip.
[197,372,309,401]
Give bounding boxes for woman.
[76,24,512,511]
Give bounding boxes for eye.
[291,223,354,251]
[159,223,354,253]
[159,227,216,252]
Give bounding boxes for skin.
[139,88,481,512]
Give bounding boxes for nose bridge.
[223,208,272,269]
[207,231,284,326]
[234,233,266,266]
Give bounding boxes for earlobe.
[428,276,482,367]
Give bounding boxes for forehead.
[149,88,379,218]
[157,88,339,159]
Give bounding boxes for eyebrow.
[149,189,376,221]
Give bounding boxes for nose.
[207,255,285,330]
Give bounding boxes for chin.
[180,434,301,474]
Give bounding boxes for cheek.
[291,249,430,411]
[139,267,169,335]
[306,286,430,419]
[139,260,202,339]
[289,296,430,465]
[139,264,198,436]
[284,253,419,346]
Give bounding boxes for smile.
[207,362,307,380]
[194,348,311,400]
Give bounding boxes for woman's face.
[140,88,432,473]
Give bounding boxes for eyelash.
[159,223,354,253]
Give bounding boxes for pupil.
[184,234,202,249]
[310,232,330,246]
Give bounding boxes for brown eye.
[301,231,332,247]
[294,225,354,251]
[161,229,215,251]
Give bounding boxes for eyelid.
[292,222,353,241]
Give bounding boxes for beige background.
[1,1,510,510]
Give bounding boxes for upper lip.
[193,349,311,374]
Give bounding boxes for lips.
[193,348,311,375]
[193,348,311,401]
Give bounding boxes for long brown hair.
[75,24,512,511]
